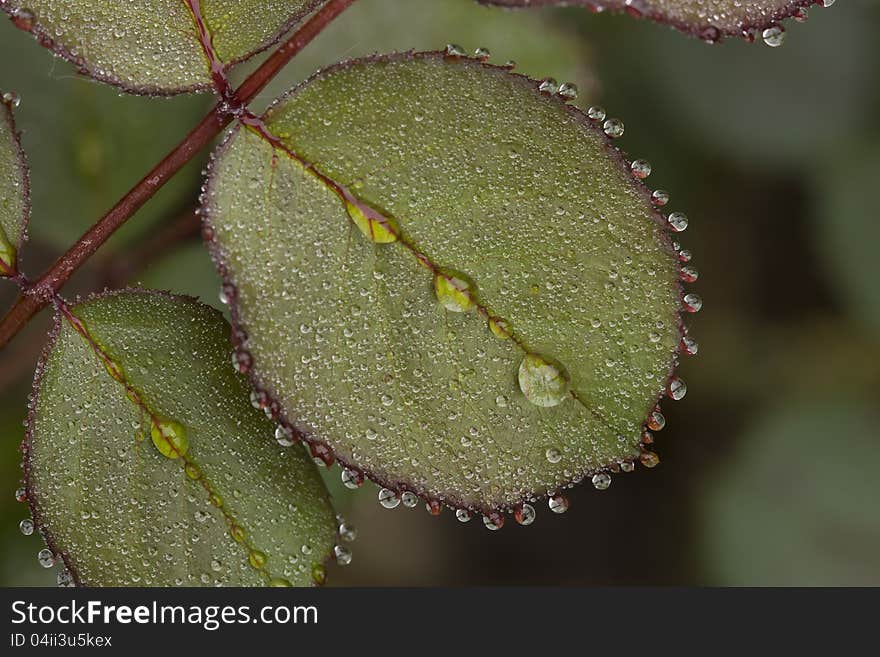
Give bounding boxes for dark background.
[1,0,878,586]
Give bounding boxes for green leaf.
[204,52,688,516]
[1,0,328,94]
[25,290,337,586]
[0,92,28,277]
[700,402,880,586]
[478,0,828,43]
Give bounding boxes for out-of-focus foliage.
[1,0,879,585]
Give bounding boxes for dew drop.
[149,419,188,459]
[341,468,364,490]
[275,425,295,447]
[57,569,75,587]
[682,293,703,313]
[218,282,236,305]
[666,376,688,401]
[822,0,835,6]
[339,521,357,542]
[681,335,699,356]
[456,509,472,523]
[621,461,635,473]
[434,269,475,312]
[15,486,26,503]
[514,503,536,525]
[587,106,606,121]
[647,409,666,431]
[548,494,569,514]
[667,212,689,232]
[269,577,292,587]
[334,544,352,565]
[518,354,569,407]
[640,451,661,468]
[482,512,504,530]
[248,550,267,569]
[545,447,562,464]
[425,500,442,516]
[652,189,670,206]
[311,563,327,586]
[592,473,612,490]
[474,47,491,60]
[345,199,398,243]
[603,118,625,138]
[19,518,34,535]
[378,488,400,509]
[401,491,418,508]
[445,43,466,57]
[557,82,578,100]
[631,159,652,179]
[1,90,21,108]
[538,78,559,95]
[762,26,785,47]
[488,317,511,339]
[37,548,56,568]
[680,265,699,283]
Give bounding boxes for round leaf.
[479,0,825,42]
[0,93,28,276]
[25,290,337,586]
[1,0,328,94]
[204,52,686,514]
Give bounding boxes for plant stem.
[0,0,356,350]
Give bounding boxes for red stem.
[0,0,356,350]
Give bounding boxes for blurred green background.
[1,0,878,586]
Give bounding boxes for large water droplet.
[334,544,352,565]
[603,118,625,138]
[346,199,399,243]
[667,376,687,401]
[548,494,569,514]
[514,503,536,525]
[150,419,188,459]
[762,26,785,47]
[592,473,611,490]
[19,518,34,535]
[667,212,688,232]
[518,354,569,407]
[37,548,56,568]
[378,488,400,509]
[434,270,475,312]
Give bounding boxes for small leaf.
[0,90,28,277]
[1,0,329,94]
[204,52,687,514]
[24,290,337,586]
[478,0,828,43]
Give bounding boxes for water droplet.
[1,90,21,108]
[682,293,703,313]
[592,473,611,490]
[15,486,26,503]
[793,7,809,22]
[150,419,188,459]
[640,451,661,468]
[37,548,56,568]
[667,212,688,232]
[518,354,569,407]
[312,563,327,586]
[667,376,687,401]
[823,0,835,6]
[647,409,666,431]
[603,118,625,138]
[762,26,785,47]
[334,544,352,565]
[275,425,295,447]
[248,550,267,569]
[678,248,692,263]
[57,569,75,587]
[378,488,400,509]
[652,189,670,206]
[700,26,721,43]
[557,82,578,100]
[456,509,472,523]
[545,447,562,464]
[401,491,418,508]
[482,512,504,530]
[474,47,491,60]
[631,159,651,179]
[587,106,606,121]
[218,282,236,305]
[538,78,559,95]
[339,521,357,542]
[502,60,516,69]
[309,442,335,467]
[488,317,511,339]
[230,525,246,542]
[548,494,569,514]
[514,503,536,525]
[680,265,699,283]
[445,43,466,57]
[184,463,201,480]
[341,468,364,489]
[681,335,699,356]
[425,499,442,516]
[621,461,635,473]
[232,348,252,373]
[345,199,398,243]
[269,577,292,587]
[19,518,34,535]
[434,269,475,312]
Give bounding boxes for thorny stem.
[0,0,357,351]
